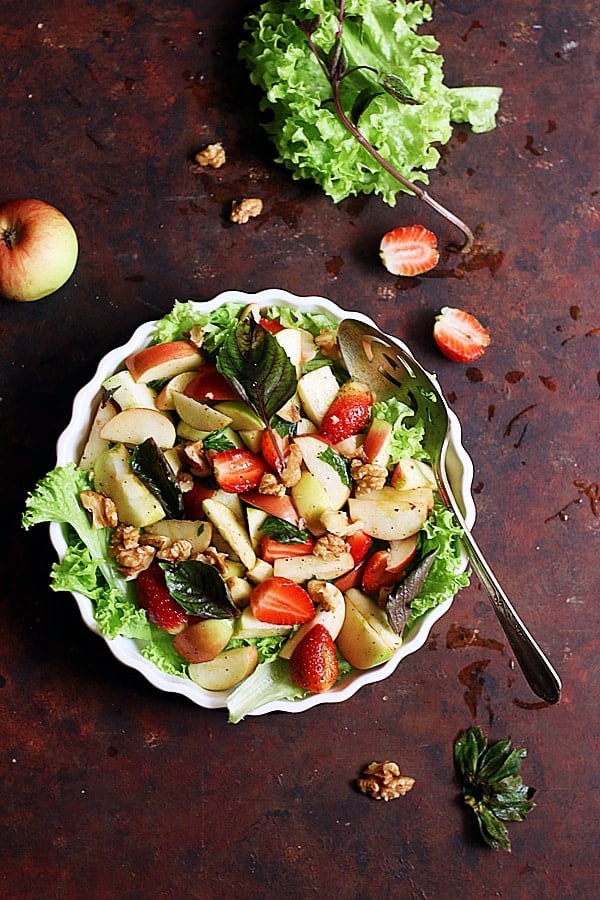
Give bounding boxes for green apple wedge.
[336,588,402,669]
[290,469,331,536]
[202,497,256,570]
[293,434,350,510]
[172,390,232,432]
[93,442,165,527]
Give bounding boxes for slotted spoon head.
[337,318,450,463]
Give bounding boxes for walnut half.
[230,198,263,224]
[357,761,415,802]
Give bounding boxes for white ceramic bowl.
[52,288,475,717]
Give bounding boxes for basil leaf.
[260,516,310,544]
[160,560,239,619]
[318,446,350,487]
[216,317,298,427]
[129,438,183,519]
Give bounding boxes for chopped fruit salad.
[22,300,469,720]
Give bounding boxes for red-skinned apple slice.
[99,407,176,448]
[242,490,300,526]
[126,340,203,383]
[387,533,419,572]
[362,418,393,467]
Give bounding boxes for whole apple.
[0,198,78,301]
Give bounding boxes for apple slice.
[275,327,303,373]
[290,470,331,536]
[348,497,428,541]
[188,646,259,691]
[362,418,393,467]
[365,485,435,511]
[155,371,197,410]
[294,434,350,511]
[387,533,419,572]
[202,498,256,570]
[99,407,176,448]
[173,618,235,664]
[172,391,232,432]
[102,370,158,411]
[242,490,300,526]
[126,340,203,383]
[297,365,340,425]
[93,443,165,527]
[234,606,293,640]
[143,519,213,554]
[390,458,436,490]
[336,588,402,669]
[79,397,119,470]
[273,551,354,583]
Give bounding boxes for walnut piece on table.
[230,197,263,224]
[357,761,416,802]
[194,142,226,169]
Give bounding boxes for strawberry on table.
[320,380,373,444]
[289,623,339,693]
[379,224,439,277]
[433,306,491,363]
[250,575,315,625]
[212,448,268,493]
[135,563,188,634]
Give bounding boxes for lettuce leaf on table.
[240,0,502,205]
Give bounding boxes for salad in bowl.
[22,289,474,720]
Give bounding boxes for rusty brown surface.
[1,1,598,897]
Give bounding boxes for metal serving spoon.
[337,318,562,704]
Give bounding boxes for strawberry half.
[380,224,439,277]
[212,448,268,493]
[289,623,339,693]
[433,306,491,363]
[184,363,239,402]
[250,576,315,625]
[320,380,373,444]
[259,535,315,563]
[135,563,188,634]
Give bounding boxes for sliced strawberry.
[433,306,491,363]
[260,428,290,473]
[333,559,367,592]
[259,535,315,563]
[345,530,373,565]
[380,224,439,277]
[289,623,339,693]
[135,563,188,634]
[212,448,268,493]
[183,480,216,518]
[250,576,315,625]
[259,316,284,334]
[320,380,373,444]
[361,549,398,597]
[184,363,239,402]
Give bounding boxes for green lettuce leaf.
[373,396,427,462]
[240,0,501,205]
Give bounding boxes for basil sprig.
[454,726,536,852]
[216,316,298,427]
[260,516,310,544]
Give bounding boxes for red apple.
[126,340,203,383]
[0,198,78,301]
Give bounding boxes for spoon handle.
[441,474,562,704]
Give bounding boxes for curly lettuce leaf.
[240,0,502,205]
[373,396,428,462]
[406,504,470,627]
[153,300,245,353]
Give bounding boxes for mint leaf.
[216,316,298,426]
[260,516,310,544]
[202,428,237,452]
[318,446,350,487]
